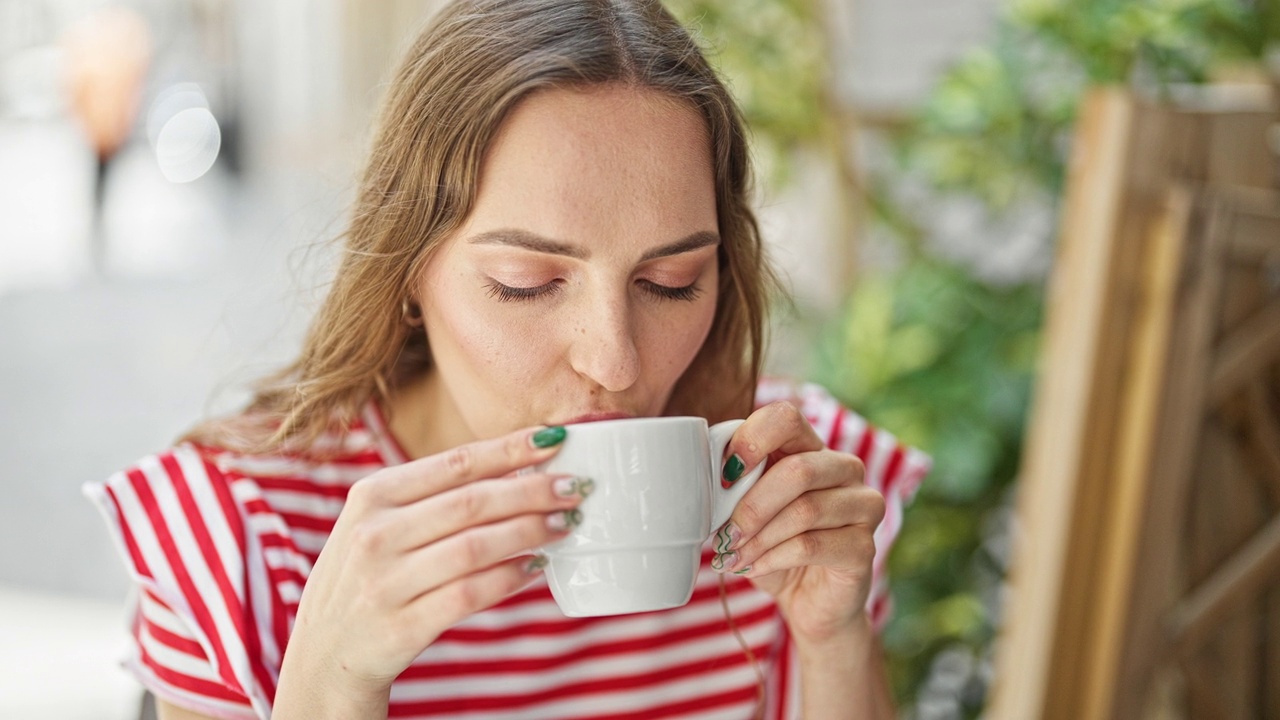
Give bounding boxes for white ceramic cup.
[534,416,766,617]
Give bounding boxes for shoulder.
[85,443,289,718]
[84,442,254,604]
[166,403,393,491]
[88,443,239,532]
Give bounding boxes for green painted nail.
[531,426,567,448]
[524,555,549,573]
[722,454,745,485]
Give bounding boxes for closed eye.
[639,280,701,302]
[483,279,702,303]
[484,280,563,302]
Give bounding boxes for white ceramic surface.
[535,417,764,617]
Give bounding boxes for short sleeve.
[755,379,933,630]
[84,444,280,719]
[131,587,258,718]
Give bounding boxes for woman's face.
[416,85,720,440]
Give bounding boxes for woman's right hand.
[274,425,584,714]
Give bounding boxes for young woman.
[86,1,931,718]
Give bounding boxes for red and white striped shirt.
[85,379,930,719]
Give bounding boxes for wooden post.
[987,86,1279,720]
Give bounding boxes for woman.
[85,1,931,718]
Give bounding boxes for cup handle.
[708,419,766,532]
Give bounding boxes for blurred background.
[1,0,1278,718]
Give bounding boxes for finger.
[734,527,876,579]
[358,425,569,506]
[390,473,594,551]
[729,485,884,571]
[721,402,823,488]
[407,554,547,638]
[396,511,577,600]
[719,451,865,551]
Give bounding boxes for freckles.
[440,300,506,368]
[468,309,560,380]
[643,315,708,378]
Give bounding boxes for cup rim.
[560,415,708,430]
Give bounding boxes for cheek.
[642,296,717,380]
[430,273,552,382]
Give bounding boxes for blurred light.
[146,83,206,144]
[146,83,221,183]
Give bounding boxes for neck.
[385,369,475,460]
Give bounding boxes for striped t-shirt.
[85,378,931,719]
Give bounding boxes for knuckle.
[455,486,488,524]
[844,454,866,484]
[487,566,524,603]
[736,497,764,528]
[865,488,886,525]
[798,532,821,558]
[790,456,818,485]
[346,477,383,509]
[777,401,806,433]
[793,495,821,528]
[504,432,528,465]
[443,445,474,477]
[456,532,485,569]
[350,521,388,556]
[856,532,877,562]
[448,578,482,614]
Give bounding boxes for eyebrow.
[467,229,720,261]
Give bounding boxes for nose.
[568,293,640,393]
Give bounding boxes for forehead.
[461,84,718,252]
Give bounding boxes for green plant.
[668,0,1279,714]
[666,0,829,184]
[829,0,1277,711]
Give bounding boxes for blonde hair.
[190,0,778,452]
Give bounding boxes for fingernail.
[722,454,745,487]
[546,508,583,532]
[531,426,567,448]
[711,551,738,573]
[553,476,595,498]
[714,522,741,553]
[732,565,752,576]
[524,555,549,574]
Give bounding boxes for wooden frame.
[987,88,1279,720]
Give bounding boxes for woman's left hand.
[713,401,885,643]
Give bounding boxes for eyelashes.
[484,279,702,303]
[643,280,701,302]
[484,281,560,302]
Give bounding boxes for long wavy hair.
[189,0,778,452]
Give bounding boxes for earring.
[402,298,424,328]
